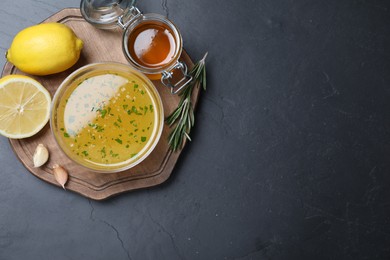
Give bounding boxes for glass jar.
[80,0,192,94]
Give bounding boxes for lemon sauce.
[56,72,155,167]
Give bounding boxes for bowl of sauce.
[50,62,164,172]
[80,0,192,93]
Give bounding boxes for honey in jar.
[128,21,176,70]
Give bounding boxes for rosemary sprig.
[166,52,208,151]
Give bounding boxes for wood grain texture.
[2,8,198,200]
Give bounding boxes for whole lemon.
[6,23,83,76]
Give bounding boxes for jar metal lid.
[80,0,137,29]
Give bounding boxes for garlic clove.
[33,144,49,167]
[53,164,68,190]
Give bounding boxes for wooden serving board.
[2,8,199,200]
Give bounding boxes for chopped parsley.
[100,109,107,118]
[101,147,106,158]
[131,106,142,115]
[110,150,119,158]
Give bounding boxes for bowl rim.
[50,62,164,173]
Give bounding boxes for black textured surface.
[0,0,390,259]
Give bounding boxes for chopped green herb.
[115,138,123,144]
[114,122,120,128]
[131,106,142,115]
[110,150,119,157]
[101,147,106,158]
[131,153,137,158]
[60,128,64,131]
[82,151,89,156]
[141,137,147,142]
[95,125,104,132]
[100,109,107,118]
[123,104,128,110]
[107,107,112,115]
[117,116,122,123]
[64,132,70,138]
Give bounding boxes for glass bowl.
[50,62,164,173]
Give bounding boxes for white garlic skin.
[33,144,49,167]
[52,164,68,190]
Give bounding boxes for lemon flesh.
[0,75,51,139]
[6,23,83,76]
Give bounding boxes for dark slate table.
[0,0,389,259]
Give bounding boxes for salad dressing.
[56,72,155,167]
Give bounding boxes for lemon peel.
[6,23,83,76]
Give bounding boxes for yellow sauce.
[56,72,155,168]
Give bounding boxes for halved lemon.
[0,75,51,139]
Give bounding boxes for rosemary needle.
[166,52,208,151]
